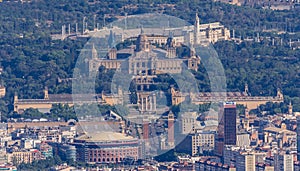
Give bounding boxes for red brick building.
[73,132,139,163]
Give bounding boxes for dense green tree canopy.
[0,0,298,118]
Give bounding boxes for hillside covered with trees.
[0,0,299,116]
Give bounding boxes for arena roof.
[76,132,136,142]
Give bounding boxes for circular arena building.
[73,132,139,163]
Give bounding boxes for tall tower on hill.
[168,111,175,148]
[194,12,200,45]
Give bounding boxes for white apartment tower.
[274,153,294,171]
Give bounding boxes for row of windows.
[89,157,131,163]
[193,135,214,139]
[89,152,137,157]
[89,149,137,153]
[193,139,214,142]
[182,119,195,123]
[193,142,214,146]
[157,67,181,71]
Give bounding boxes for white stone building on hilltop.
[186,12,231,45]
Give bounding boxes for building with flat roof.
[274,153,294,171]
[177,129,215,156]
[236,153,255,171]
[236,133,250,147]
[179,112,199,134]
[222,102,237,145]
[223,145,268,171]
[7,149,43,164]
[215,102,237,156]
[195,159,236,171]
